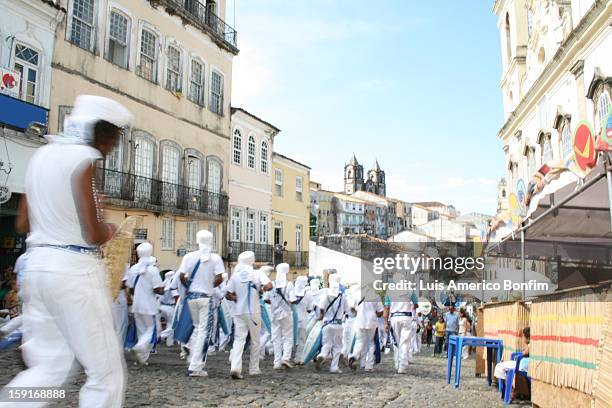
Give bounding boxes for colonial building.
[343,154,386,196]
[50,0,239,269]
[331,193,365,235]
[271,152,310,273]
[0,0,65,271]
[494,0,611,200]
[228,107,279,264]
[309,183,334,238]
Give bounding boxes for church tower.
[344,154,364,194]
[367,160,386,196]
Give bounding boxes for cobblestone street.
[1,345,530,407]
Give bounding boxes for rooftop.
[273,152,311,170]
[231,107,281,133]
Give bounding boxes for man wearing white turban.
[266,263,296,369]
[5,95,132,407]
[127,243,164,365]
[226,251,273,379]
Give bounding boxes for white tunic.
[226,268,270,316]
[176,250,225,295]
[128,264,163,315]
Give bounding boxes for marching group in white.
[114,229,425,379]
[0,95,426,407]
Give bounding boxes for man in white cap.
[348,285,384,372]
[293,275,313,363]
[226,251,273,379]
[5,95,132,406]
[266,262,295,369]
[316,274,349,373]
[126,243,164,365]
[159,270,177,347]
[177,230,224,377]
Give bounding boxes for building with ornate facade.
[494,0,611,202]
[50,0,239,269]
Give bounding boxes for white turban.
[59,95,132,144]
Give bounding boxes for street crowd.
[0,95,480,407]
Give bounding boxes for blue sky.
[230,0,505,215]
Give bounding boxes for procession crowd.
[0,95,483,407]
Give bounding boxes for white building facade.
[494,0,611,197]
[0,0,65,271]
[228,107,279,263]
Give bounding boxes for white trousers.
[295,320,309,361]
[271,315,293,367]
[133,313,156,363]
[230,314,262,374]
[159,304,175,346]
[0,251,125,408]
[318,323,343,371]
[391,316,416,372]
[341,317,355,357]
[350,328,377,370]
[111,303,128,347]
[259,327,272,359]
[187,297,214,372]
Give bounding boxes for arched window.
[505,13,512,63]
[247,135,256,169]
[596,90,610,132]
[207,159,222,193]
[260,141,269,173]
[13,43,40,104]
[160,141,181,205]
[540,133,553,163]
[186,155,201,189]
[560,120,572,159]
[527,147,536,176]
[232,129,242,165]
[133,131,156,201]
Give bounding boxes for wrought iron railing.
[228,242,273,263]
[274,251,309,268]
[165,0,238,49]
[99,168,228,218]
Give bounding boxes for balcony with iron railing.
[159,0,238,54]
[228,242,273,263]
[99,168,228,219]
[275,251,309,269]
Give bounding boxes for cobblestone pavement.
[0,345,531,407]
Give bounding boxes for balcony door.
[207,159,221,214]
[134,134,155,202]
[161,144,180,206]
[103,130,125,197]
[186,155,202,211]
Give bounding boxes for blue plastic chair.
[499,352,531,405]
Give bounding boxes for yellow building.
[271,152,311,277]
[50,0,238,269]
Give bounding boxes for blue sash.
[174,260,201,344]
[123,274,140,349]
[0,330,22,350]
[374,328,382,364]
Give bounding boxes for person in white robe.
[266,263,295,369]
